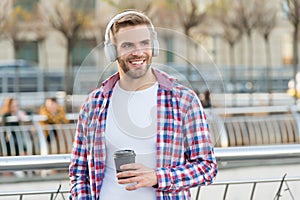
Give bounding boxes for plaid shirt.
[69,69,218,200]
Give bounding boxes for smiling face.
[115,24,153,79]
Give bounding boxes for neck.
[119,69,157,91]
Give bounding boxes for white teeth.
[131,60,143,65]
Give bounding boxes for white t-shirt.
[99,81,158,200]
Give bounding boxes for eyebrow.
[120,39,150,46]
[141,39,150,43]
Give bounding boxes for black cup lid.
[114,149,136,157]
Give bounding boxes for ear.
[104,42,117,62]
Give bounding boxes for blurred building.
[213,0,293,68]
[0,0,295,70]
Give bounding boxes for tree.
[1,2,47,61]
[176,0,206,37]
[283,0,300,101]
[0,0,10,39]
[256,0,277,105]
[230,0,259,105]
[207,0,243,106]
[0,0,48,62]
[148,0,178,63]
[176,0,207,78]
[38,0,94,95]
[103,0,153,15]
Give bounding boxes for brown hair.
[1,97,15,115]
[45,97,57,103]
[110,10,154,44]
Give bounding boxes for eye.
[121,43,133,48]
[141,40,150,46]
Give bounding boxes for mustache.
[127,55,148,60]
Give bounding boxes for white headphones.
[104,10,159,62]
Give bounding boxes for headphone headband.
[104,10,159,62]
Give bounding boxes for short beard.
[118,57,152,79]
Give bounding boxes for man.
[69,10,217,199]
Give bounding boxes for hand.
[116,163,158,191]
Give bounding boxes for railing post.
[32,120,48,155]
[223,184,229,200]
[274,174,287,200]
[37,71,44,92]
[206,110,228,147]
[289,105,300,142]
[195,186,201,200]
[250,182,257,200]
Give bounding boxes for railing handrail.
[0,154,70,171]
[1,145,300,199]
[213,176,300,185]
[0,113,78,124]
[211,104,300,115]
[1,144,300,172]
[2,104,300,124]
[215,144,300,161]
[0,105,298,126]
[0,189,69,197]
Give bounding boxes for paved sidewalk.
[1,164,300,200]
[193,163,300,200]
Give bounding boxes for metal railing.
[1,106,300,199]
[2,144,300,171]
[195,175,300,200]
[0,113,77,157]
[0,144,300,199]
[207,105,300,147]
[1,106,300,158]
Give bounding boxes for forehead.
[115,24,151,44]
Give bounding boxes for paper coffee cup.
[114,149,136,173]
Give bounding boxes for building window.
[15,41,39,63]
[71,0,95,12]
[14,0,39,12]
[72,39,96,66]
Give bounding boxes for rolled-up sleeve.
[155,96,218,192]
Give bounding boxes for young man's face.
[115,24,153,79]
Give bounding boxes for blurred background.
[0,0,298,111]
[1,0,300,199]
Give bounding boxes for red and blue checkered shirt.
[69,69,218,200]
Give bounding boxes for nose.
[131,45,144,55]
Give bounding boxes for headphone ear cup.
[104,42,117,62]
[152,38,159,57]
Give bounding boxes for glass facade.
[15,41,39,63]
[14,0,39,12]
[71,0,95,12]
[72,39,97,66]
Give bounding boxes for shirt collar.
[102,68,176,95]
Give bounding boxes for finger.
[120,163,142,170]
[118,176,138,185]
[117,170,142,180]
[126,180,145,190]
[116,170,138,180]
[125,184,139,191]
[125,178,151,191]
